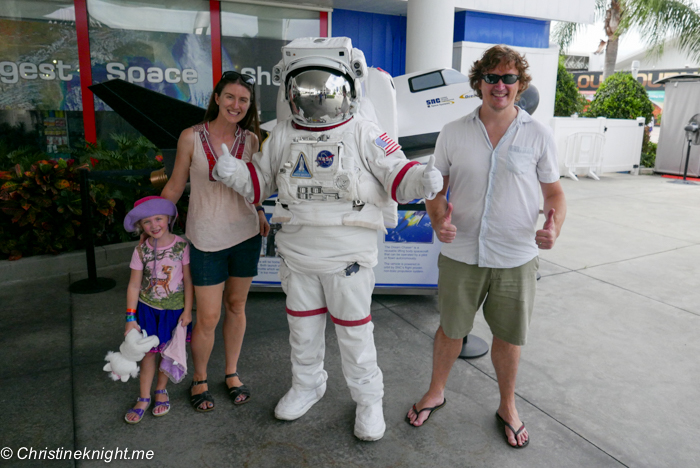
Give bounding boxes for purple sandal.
[124,397,151,424]
[152,389,170,417]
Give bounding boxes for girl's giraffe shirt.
[130,235,190,310]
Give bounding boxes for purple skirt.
[136,302,192,353]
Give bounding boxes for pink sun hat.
[123,196,178,233]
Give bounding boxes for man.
[406,45,566,449]
[213,37,443,441]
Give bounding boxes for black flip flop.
[496,412,529,448]
[405,398,447,427]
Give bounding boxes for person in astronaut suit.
[212,37,442,441]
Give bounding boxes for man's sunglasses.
[482,73,519,85]
[222,70,256,86]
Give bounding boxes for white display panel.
[252,207,441,292]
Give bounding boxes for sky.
[556,22,643,59]
[553,0,700,60]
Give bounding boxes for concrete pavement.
[1,173,699,467]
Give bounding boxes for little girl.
[122,196,193,424]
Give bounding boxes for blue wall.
[331,10,551,78]
[454,11,550,49]
[332,9,407,77]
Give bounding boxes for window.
[409,71,445,93]
[87,0,211,141]
[220,2,320,122]
[0,0,80,156]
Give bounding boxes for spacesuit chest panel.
[277,133,357,203]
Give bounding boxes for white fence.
[550,116,646,179]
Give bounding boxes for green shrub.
[68,134,173,244]
[0,159,115,260]
[0,122,43,161]
[68,133,161,171]
[0,134,188,260]
[0,147,48,172]
[641,131,657,168]
[554,61,587,117]
[585,72,654,123]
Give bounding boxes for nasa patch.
[316,150,334,168]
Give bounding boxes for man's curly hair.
[469,45,532,100]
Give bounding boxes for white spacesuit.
[213,37,442,441]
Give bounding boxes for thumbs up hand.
[535,208,556,249]
[213,143,243,182]
[436,202,457,243]
[421,155,443,200]
[212,143,254,199]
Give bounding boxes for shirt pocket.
[506,145,535,175]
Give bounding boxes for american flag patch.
[374,133,401,155]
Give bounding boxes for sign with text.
[0,19,81,110]
[252,209,441,291]
[573,68,699,92]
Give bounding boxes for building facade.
[1,0,594,155]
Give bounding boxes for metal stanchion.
[670,137,699,185]
[459,334,489,359]
[69,168,116,294]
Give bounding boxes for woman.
[161,71,269,412]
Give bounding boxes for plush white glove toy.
[103,329,159,382]
[421,155,443,200]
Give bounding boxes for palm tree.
[554,0,700,79]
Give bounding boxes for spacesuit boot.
[354,401,385,442]
[274,314,328,420]
[334,321,386,441]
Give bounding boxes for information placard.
[252,207,441,292]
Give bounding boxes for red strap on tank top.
[200,122,245,181]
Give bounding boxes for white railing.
[550,116,646,179]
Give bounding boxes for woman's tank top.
[186,123,260,252]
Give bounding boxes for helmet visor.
[287,68,354,126]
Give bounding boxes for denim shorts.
[189,235,262,286]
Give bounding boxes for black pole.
[69,168,116,294]
[80,168,97,282]
[669,138,697,185]
[683,138,692,181]
[459,334,489,359]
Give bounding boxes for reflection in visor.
[287,69,354,126]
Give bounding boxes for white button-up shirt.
[434,106,560,268]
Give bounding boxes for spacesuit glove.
[211,144,244,185]
[212,144,245,183]
[421,155,443,200]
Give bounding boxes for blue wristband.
[126,316,136,322]
[255,206,265,213]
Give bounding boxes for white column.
[406,0,455,74]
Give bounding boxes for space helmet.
[273,37,367,128]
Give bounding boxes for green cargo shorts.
[437,254,539,346]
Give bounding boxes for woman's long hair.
[203,72,262,144]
